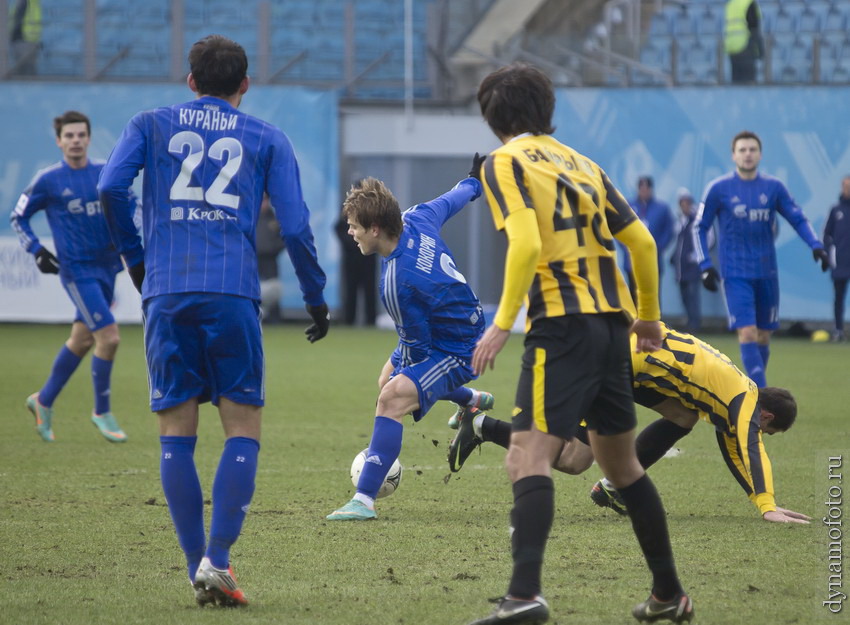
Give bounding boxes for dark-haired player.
[10,110,134,443]
[468,62,692,624]
[694,130,827,387]
[450,323,811,525]
[99,35,329,607]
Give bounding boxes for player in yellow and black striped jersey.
[456,323,811,525]
[467,62,693,625]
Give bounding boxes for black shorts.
[512,313,637,439]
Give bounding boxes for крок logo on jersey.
[188,207,235,221]
[170,206,236,221]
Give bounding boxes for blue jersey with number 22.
[98,95,325,304]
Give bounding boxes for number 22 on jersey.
[168,130,243,209]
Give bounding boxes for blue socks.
[357,416,403,500]
[442,386,473,405]
[207,437,260,570]
[39,345,82,407]
[160,436,205,582]
[91,355,113,414]
[740,341,766,387]
[758,344,770,371]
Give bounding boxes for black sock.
[481,415,512,449]
[507,475,555,599]
[636,419,691,469]
[617,474,683,601]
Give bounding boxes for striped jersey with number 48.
[481,134,638,325]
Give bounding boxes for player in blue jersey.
[694,130,828,387]
[326,160,493,522]
[10,111,131,444]
[98,35,329,607]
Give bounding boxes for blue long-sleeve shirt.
[694,171,822,279]
[382,178,485,365]
[10,159,129,282]
[98,95,325,305]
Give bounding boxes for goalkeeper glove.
[701,267,720,292]
[813,248,830,272]
[305,303,330,343]
[34,248,60,274]
[468,152,486,181]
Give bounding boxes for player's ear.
[187,73,197,93]
[760,410,775,426]
[239,76,250,96]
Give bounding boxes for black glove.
[34,248,60,274]
[468,152,486,181]
[305,303,330,343]
[701,267,720,292]
[814,248,830,272]
[128,261,145,293]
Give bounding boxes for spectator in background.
[256,195,285,323]
[9,0,41,75]
[334,183,377,326]
[624,175,674,305]
[823,175,850,342]
[670,188,709,332]
[724,0,764,84]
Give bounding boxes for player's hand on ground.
[701,267,720,292]
[34,248,60,274]
[813,248,830,272]
[763,509,810,524]
[632,319,663,353]
[472,324,510,375]
[305,303,330,343]
[775,506,812,522]
[468,152,486,181]
[127,261,145,293]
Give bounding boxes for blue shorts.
[143,293,264,412]
[390,349,476,421]
[723,277,780,330]
[63,276,116,331]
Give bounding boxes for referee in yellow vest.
[725,0,764,84]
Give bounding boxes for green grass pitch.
[0,323,845,624]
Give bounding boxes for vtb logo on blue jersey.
[67,198,102,216]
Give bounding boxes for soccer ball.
[350,448,403,498]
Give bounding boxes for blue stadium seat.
[772,7,796,33]
[694,6,722,36]
[797,6,819,32]
[648,12,672,37]
[670,9,695,36]
[771,33,812,83]
[640,35,672,74]
[676,36,718,85]
[758,2,779,33]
